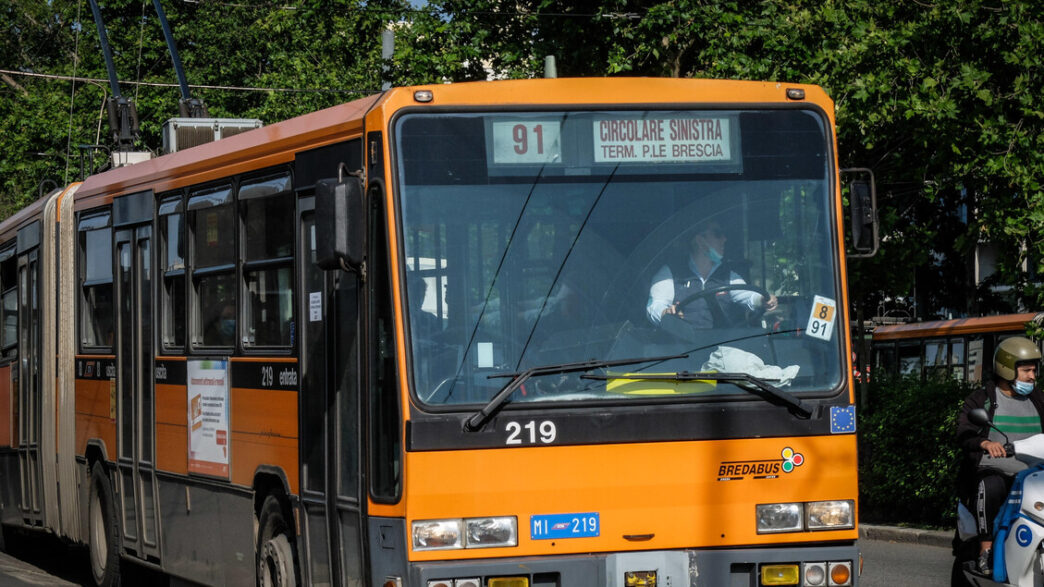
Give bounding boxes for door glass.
[139,237,153,460]
[300,216,326,493]
[336,277,359,499]
[119,242,133,458]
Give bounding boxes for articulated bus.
[872,312,1044,383]
[0,78,861,586]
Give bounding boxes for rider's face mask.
[1014,379,1035,396]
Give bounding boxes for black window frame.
[158,192,187,353]
[239,170,295,352]
[78,210,114,353]
[188,182,238,351]
[0,244,16,358]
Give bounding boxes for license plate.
[530,512,600,540]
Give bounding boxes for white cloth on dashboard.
[701,346,800,387]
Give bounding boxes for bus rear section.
[353,79,861,586]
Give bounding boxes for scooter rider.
[957,336,1044,576]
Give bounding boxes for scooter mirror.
[968,408,990,427]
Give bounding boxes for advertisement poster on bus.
[187,359,230,478]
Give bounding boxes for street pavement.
[859,524,954,587]
[0,523,955,587]
[0,548,80,586]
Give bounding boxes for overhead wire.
[65,0,85,184]
[134,0,148,105]
[176,0,642,19]
[0,68,376,95]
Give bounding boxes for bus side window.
[950,338,966,381]
[0,246,16,358]
[159,195,185,351]
[874,343,897,376]
[924,339,947,379]
[78,211,113,350]
[898,341,921,377]
[240,173,294,349]
[189,185,236,349]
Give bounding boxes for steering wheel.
[674,283,772,326]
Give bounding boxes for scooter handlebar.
[982,443,1014,458]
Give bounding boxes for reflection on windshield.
[396,109,843,407]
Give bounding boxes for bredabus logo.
[780,447,805,472]
[717,447,805,481]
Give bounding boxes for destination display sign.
[593,116,733,163]
[491,121,562,164]
[487,115,736,168]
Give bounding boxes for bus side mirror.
[315,175,365,271]
[842,168,879,258]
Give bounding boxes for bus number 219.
[505,420,557,445]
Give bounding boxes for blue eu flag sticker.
[830,405,856,434]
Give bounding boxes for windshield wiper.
[580,371,812,419]
[463,353,688,432]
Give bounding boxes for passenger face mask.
[220,319,235,338]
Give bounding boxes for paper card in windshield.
[805,295,837,341]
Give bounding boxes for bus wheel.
[88,463,121,587]
[257,495,297,587]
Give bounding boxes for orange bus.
[0,78,861,586]
[872,312,1044,382]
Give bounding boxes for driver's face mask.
[707,246,724,265]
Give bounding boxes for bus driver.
[646,220,777,330]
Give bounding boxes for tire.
[88,463,121,587]
[256,495,298,587]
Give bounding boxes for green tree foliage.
[401,0,1044,316]
[0,0,406,203]
[859,374,972,527]
[3,0,1044,315]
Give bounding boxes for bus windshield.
[394,109,844,408]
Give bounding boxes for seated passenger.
[203,303,236,347]
[646,220,776,329]
[408,274,442,340]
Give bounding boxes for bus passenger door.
[115,225,161,562]
[16,248,41,526]
[299,205,365,586]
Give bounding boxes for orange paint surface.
[74,378,116,458]
[155,383,188,474]
[228,387,299,494]
[405,434,858,561]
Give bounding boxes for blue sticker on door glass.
[531,513,600,540]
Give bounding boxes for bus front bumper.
[408,543,860,586]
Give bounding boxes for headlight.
[756,503,803,533]
[465,516,518,548]
[807,501,854,530]
[413,519,463,551]
[412,517,518,550]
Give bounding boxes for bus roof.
[873,312,1044,341]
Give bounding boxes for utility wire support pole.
[86,0,139,151]
[381,29,394,91]
[152,0,207,117]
